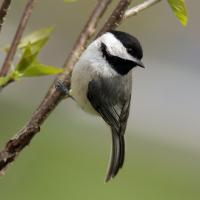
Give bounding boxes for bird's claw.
[55,80,75,100]
[55,80,70,96]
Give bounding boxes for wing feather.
[87,74,132,181]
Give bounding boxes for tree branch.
[0,0,37,77]
[96,0,131,38]
[0,0,12,33]
[124,0,162,19]
[0,0,112,173]
[0,0,162,173]
[63,0,112,72]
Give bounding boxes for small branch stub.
[124,0,162,19]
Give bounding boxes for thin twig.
[63,0,112,73]
[0,0,12,32]
[97,0,131,38]
[0,0,37,77]
[124,0,162,19]
[0,0,112,173]
[0,0,162,173]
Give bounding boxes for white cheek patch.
[99,32,134,61]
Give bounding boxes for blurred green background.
[0,0,200,200]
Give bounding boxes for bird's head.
[97,30,145,75]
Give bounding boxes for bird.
[57,30,144,182]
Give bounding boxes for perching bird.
[57,30,144,182]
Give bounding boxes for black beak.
[135,59,145,68]
[131,57,145,68]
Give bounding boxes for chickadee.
[57,30,144,182]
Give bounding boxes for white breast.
[70,40,117,115]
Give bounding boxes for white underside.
[70,32,133,115]
[71,39,118,115]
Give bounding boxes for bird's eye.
[127,48,132,53]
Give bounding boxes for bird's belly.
[70,65,98,115]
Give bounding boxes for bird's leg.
[55,80,74,100]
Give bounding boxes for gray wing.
[87,73,132,182]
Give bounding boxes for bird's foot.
[55,80,73,99]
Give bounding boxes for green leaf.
[0,76,10,86]
[16,44,37,73]
[27,38,48,55]
[0,70,20,87]
[16,27,54,74]
[4,27,52,54]
[18,27,54,49]
[12,70,23,80]
[23,63,63,77]
[167,0,188,26]
[0,27,60,87]
[0,63,63,87]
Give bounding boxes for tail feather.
[105,129,125,182]
[118,135,125,169]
